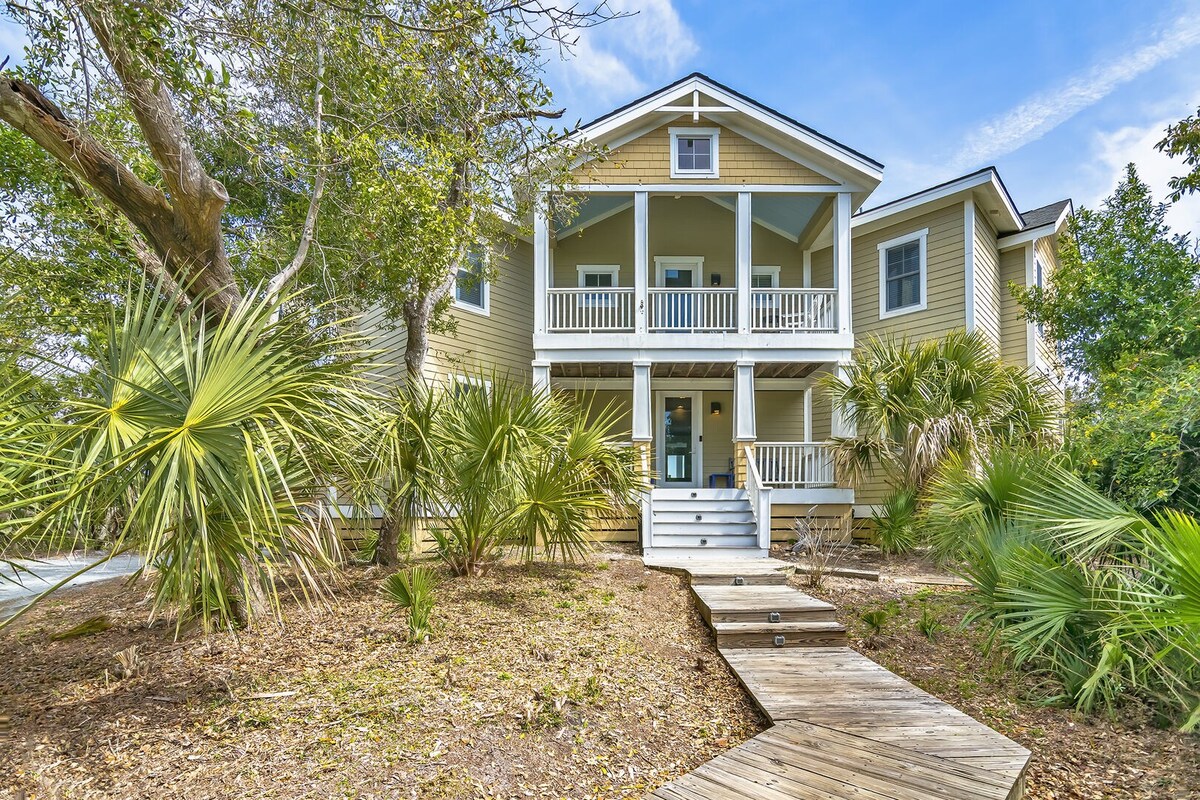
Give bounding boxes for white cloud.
[545,0,698,114]
[1090,111,1200,236]
[950,12,1200,171]
[0,19,29,64]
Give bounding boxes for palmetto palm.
[366,374,642,576]
[0,284,373,631]
[925,450,1200,728]
[820,329,1059,493]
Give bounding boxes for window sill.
[878,301,927,320]
[453,300,490,317]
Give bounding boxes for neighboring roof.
[1019,200,1072,229]
[577,72,884,170]
[852,167,1024,235]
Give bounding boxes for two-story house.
[367,73,1069,558]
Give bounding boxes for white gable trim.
[570,75,882,185]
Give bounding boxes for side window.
[877,229,928,319]
[454,251,488,313]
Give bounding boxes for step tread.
[714,620,846,633]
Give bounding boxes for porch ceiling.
[548,362,823,379]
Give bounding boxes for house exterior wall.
[573,121,838,186]
[972,204,1002,349]
[1033,237,1060,371]
[998,245,1029,367]
[364,237,536,386]
[851,202,968,342]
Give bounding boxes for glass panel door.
[663,395,695,485]
[662,267,694,329]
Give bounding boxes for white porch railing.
[547,287,635,332]
[648,288,737,332]
[754,442,836,487]
[750,289,837,332]
[745,450,773,551]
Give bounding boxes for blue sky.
[543,0,1200,232]
[3,2,1199,232]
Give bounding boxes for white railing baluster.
[751,442,837,488]
[748,289,838,332]
[546,288,635,332]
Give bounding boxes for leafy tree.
[1015,164,1200,378]
[1,0,607,365]
[1158,105,1200,201]
[1074,351,1200,512]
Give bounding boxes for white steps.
[648,488,761,555]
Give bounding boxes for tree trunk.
[375,512,403,566]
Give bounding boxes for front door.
[658,391,703,488]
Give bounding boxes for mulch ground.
[770,544,1200,800]
[1,548,762,799]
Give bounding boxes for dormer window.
[670,127,719,178]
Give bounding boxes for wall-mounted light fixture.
[710,273,721,286]
[710,402,722,416]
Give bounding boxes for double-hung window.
[454,251,489,314]
[877,229,928,319]
[669,127,719,178]
[751,265,781,311]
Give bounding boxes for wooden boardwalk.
[646,558,1030,800]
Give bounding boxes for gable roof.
[568,73,884,195]
[852,167,1024,235]
[578,72,883,170]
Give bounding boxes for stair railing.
[745,453,773,551]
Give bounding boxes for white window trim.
[452,264,490,316]
[654,255,705,287]
[669,126,720,179]
[877,228,929,320]
[750,265,781,288]
[576,264,621,286]
[576,264,621,307]
[453,374,493,395]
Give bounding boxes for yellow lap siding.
[360,238,535,388]
[852,202,967,342]
[998,246,1029,367]
[972,205,1002,349]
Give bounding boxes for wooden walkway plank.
[645,557,1031,799]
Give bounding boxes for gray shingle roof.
[1021,200,1071,229]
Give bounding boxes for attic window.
[670,127,719,178]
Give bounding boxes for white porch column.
[631,360,652,441]
[634,192,649,334]
[831,361,857,438]
[534,204,550,336]
[736,191,752,334]
[833,191,852,336]
[734,360,756,441]
[532,360,550,395]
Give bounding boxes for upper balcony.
[533,189,855,361]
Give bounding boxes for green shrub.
[925,450,1200,729]
[873,487,919,555]
[916,606,945,642]
[382,566,437,643]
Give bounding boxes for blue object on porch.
[708,472,733,488]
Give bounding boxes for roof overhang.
[566,74,884,203]
[998,201,1074,250]
[852,168,1024,236]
